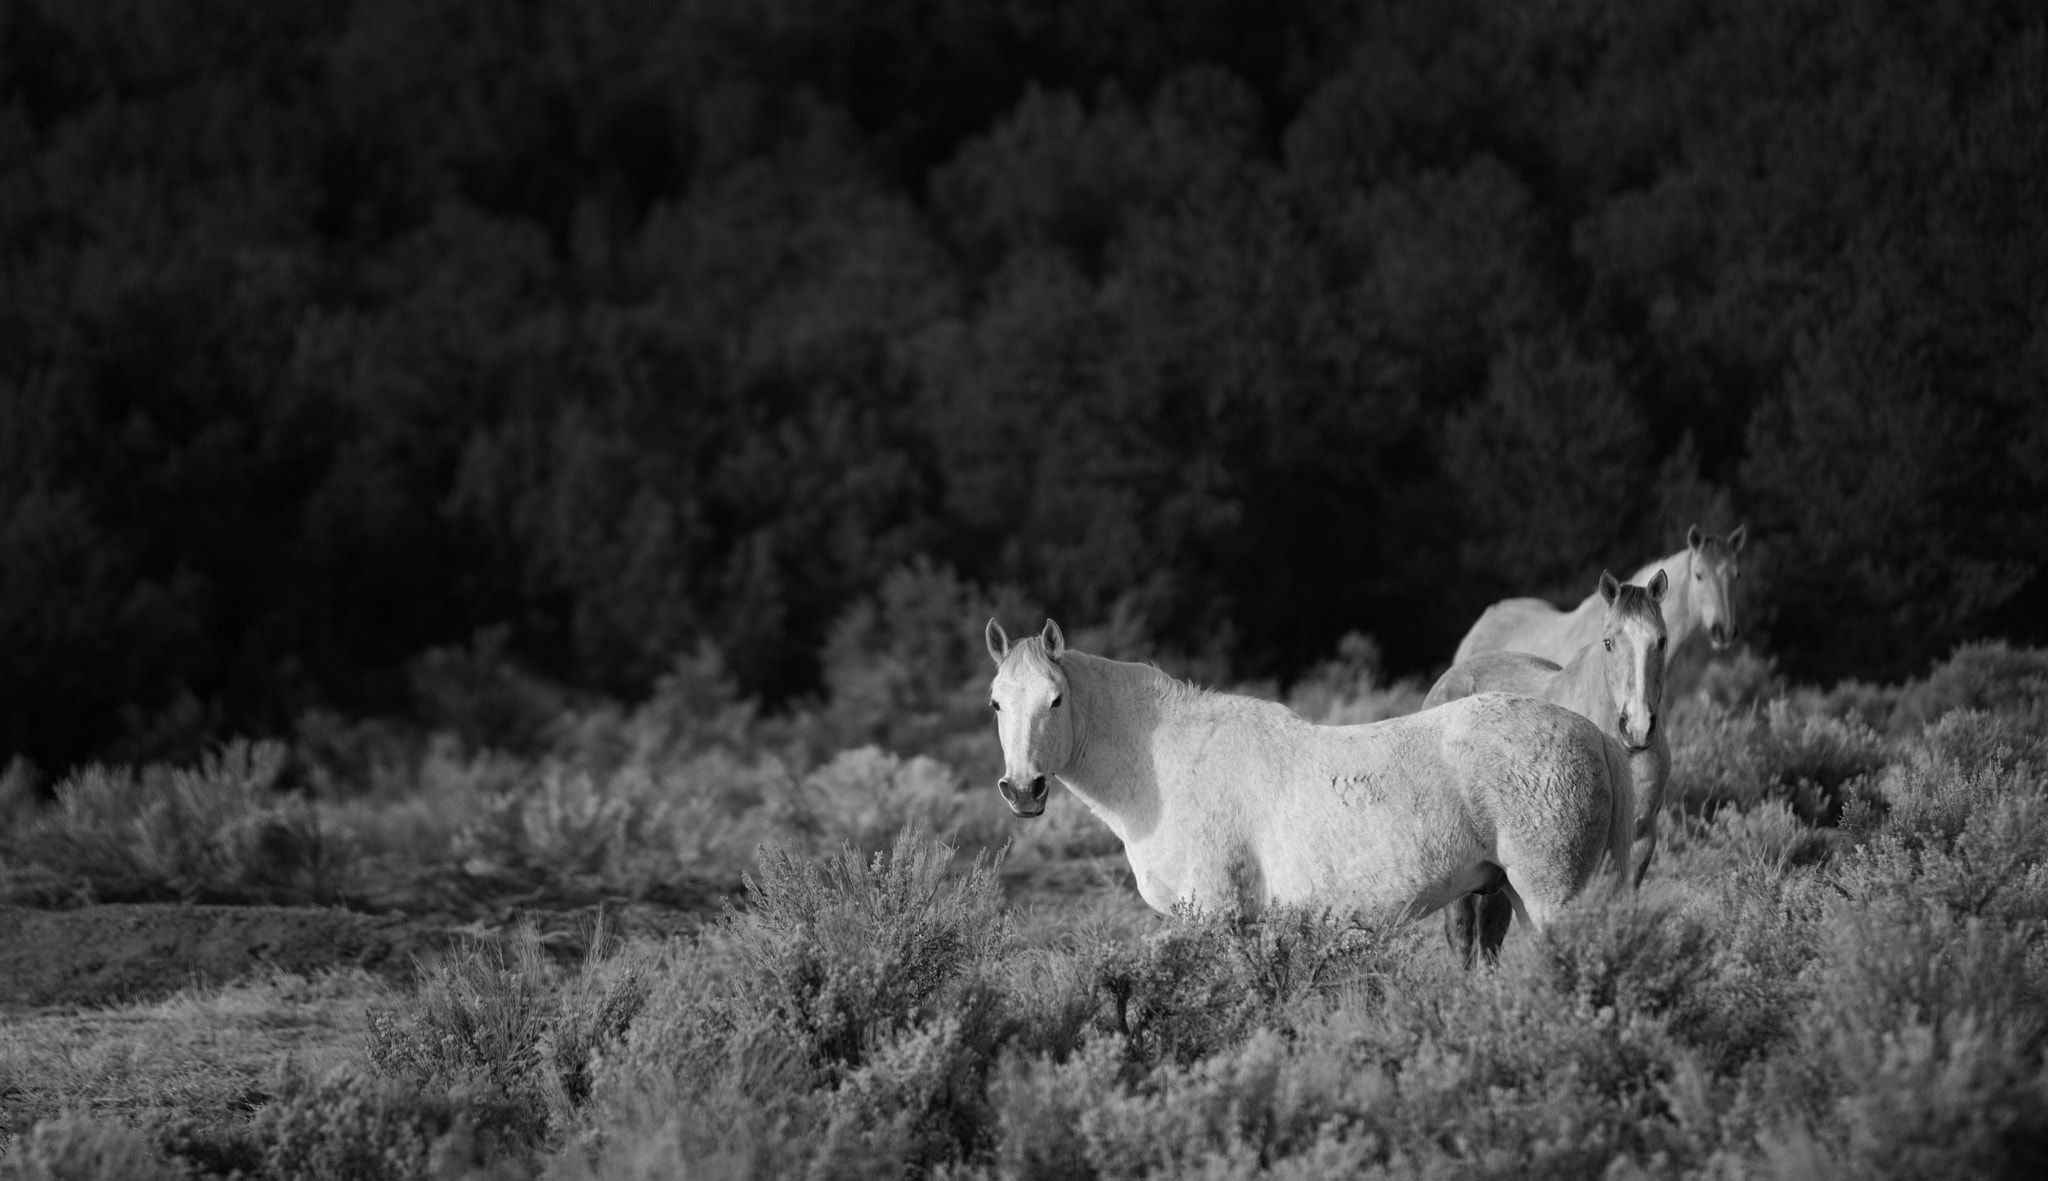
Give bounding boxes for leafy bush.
[726,824,1009,1074]
[1890,641,2048,734]
[408,626,576,757]
[365,919,651,1147]
[0,1114,188,1181]
[252,1065,527,1181]
[769,746,1009,860]
[1744,899,2048,1179]
[564,825,1015,1177]
[1666,699,1889,824]
[1286,632,1427,725]
[0,741,347,907]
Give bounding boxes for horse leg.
[1629,741,1670,887]
[1448,862,1513,969]
[1475,891,1514,963]
[1632,824,1660,888]
[1444,895,1482,969]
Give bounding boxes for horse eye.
[1051,693,1063,708]
[1658,637,1667,650]
[989,700,999,712]
[1603,638,1613,651]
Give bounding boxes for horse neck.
[1057,652,1165,827]
[1632,547,1701,647]
[1558,641,1619,728]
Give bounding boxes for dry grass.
[0,970,391,1151]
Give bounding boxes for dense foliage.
[5,0,2047,771]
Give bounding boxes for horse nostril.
[1029,774,1048,800]
[997,777,1015,801]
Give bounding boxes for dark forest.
[5,0,2046,774]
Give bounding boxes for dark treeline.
[4,0,2046,772]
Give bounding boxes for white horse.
[985,619,1634,950]
[1453,524,1745,669]
[1426,572,1671,965]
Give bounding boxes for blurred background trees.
[4,0,2045,772]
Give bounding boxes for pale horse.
[1453,524,1745,669]
[1425,572,1670,966]
[985,619,1634,947]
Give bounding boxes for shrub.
[560,825,1016,1178]
[1838,744,2048,927]
[549,640,758,774]
[408,625,575,757]
[1531,892,1718,1023]
[770,746,1008,859]
[0,1114,188,1181]
[1759,899,2048,1178]
[0,740,348,907]
[1664,701,1770,817]
[1091,915,1258,1072]
[444,764,736,907]
[365,918,652,1147]
[1687,648,1787,712]
[253,1065,527,1181]
[1286,633,1426,725]
[1891,641,2048,733]
[725,823,1010,1074]
[1666,699,1889,824]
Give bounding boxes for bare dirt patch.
[0,904,430,1010]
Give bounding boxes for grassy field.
[2,638,2046,1179]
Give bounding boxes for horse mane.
[1008,637,1223,707]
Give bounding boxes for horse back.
[1424,650,1563,709]
[1454,594,1599,665]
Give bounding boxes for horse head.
[1599,569,1669,751]
[985,618,1073,818]
[1687,523,1747,648]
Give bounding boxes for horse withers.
[985,619,1634,956]
[1426,571,1671,966]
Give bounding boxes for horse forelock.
[1693,533,1740,571]
[998,635,1067,685]
[1609,583,1666,632]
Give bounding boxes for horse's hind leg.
[1444,895,1481,968]
[1474,892,1514,962]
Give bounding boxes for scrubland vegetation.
[4,629,2047,1178]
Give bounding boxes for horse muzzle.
[1618,709,1657,752]
[998,774,1049,818]
[1708,622,1738,649]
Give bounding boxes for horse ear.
[985,618,1010,665]
[1728,523,1747,552]
[1042,618,1066,658]
[1687,524,1703,551]
[1648,568,1669,602]
[1599,570,1621,605]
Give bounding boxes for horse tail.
[1600,734,1637,896]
